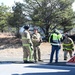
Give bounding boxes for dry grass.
[0,33,75,62]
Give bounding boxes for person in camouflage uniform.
[32,28,42,62]
[62,34,74,60]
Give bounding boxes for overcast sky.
[72,2,75,11]
[0,0,23,7]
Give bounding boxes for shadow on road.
[11,62,75,75]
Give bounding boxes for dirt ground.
[0,33,75,63]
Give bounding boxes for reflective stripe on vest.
[63,43,73,46]
[23,58,27,60]
[63,43,74,50]
[63,48,71,50]
[50,33,59,45]
[51,43,60,45]
[23,44,30,46]
[23,58,32,61]
[22,37,27,39]
[22,36,30,45]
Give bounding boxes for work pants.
[23,46,33,62]
[34,46,41,62]
[64,50,72,60]
[50,45,60,63]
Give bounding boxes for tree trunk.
[45,24,50,41]
[16,27,21,38]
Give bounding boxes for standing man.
[21,25,34,63]
[62,34,74,60]
[32,28,42,62]
[49,29,62,63]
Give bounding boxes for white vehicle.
[19,25,45,41]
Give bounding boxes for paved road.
[0,63,75,75]
[0,42,75,75]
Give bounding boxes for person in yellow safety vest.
[21,25,34,63]
[49,29,62,63]
[32,28,43,62]
[62,34,74,60]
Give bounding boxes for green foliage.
[23,0,75,36]
[0,0,75,36]
[0,3,10,32]
[8,2,27,37]
[12,2,26,27]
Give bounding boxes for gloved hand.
[72,49,74,51]
[39,39,42,43]
[30,43,32,46]
[29,43,34,50]
[63,49,65,51]
[59,45,61,49]
[31,46,34,50]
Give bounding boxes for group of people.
[49,29,74,63]
[21,25,42,63]
[21,25,74,63]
